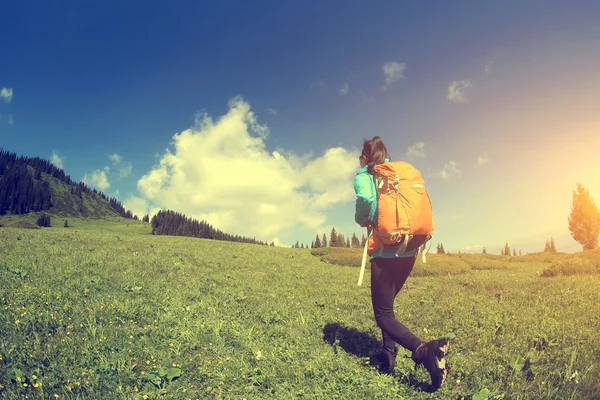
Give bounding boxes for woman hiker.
[354,136,450,390]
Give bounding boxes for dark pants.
[370,256,422,352]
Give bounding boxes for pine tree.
[513,248,516,256]
[329,228,338,247]
[360,234,366,247]
[438,243,446,254]
[504,243,511,256]
[351,233,360,248]
[64,220,69,228]
[568,183,600,250]
[550,237,557,253]
[346,238,350,248]
[311,241,314,248]
[322,233,328,248]
[295,240,299,248]
[314,234,321,248]
[482,247,487,254]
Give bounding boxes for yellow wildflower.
[15,319,20,325]
[32,375,37,380]
[143,396,149,400]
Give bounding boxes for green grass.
[1,222,600,399]
[310,247,472,276]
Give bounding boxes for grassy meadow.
[1,217,600,399]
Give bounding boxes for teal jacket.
[353,162,417,259]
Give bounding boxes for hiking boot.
[411,338,450,390]
[371,346,397,374]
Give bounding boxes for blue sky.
[2,1,600,252]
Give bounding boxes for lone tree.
[568,183,600,250]
[504,243,511,256]
[436,243,446,254]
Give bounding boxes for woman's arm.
[354,173,375,226]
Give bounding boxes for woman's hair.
[362,136,388,173]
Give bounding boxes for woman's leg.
[370,256,422,352]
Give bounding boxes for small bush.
[36,213,52,227]
[542,256,598,277]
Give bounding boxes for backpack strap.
[357,228,373,286]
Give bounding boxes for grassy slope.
[43,173,119,218]
[1,222,599,399]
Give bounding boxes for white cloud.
[465,244,483,251]
[339,83,350,96]
[485,61,493,75]
[406,142,426,160]
[0,88,13,103]
[109,154,122,164]
[439,160,461,180]
[271,237,291,248]
[82,169,110,191]
[478,152,490,166]
[266,108,277,115]
[50,151,64,169]
[123,195,161,219]
[447,80,473,104]
[137,96,358,241]
[382,62,406,90]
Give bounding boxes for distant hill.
[0,147,138,220]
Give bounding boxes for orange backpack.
[369,161,434,255]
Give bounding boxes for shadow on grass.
[322,322,435,393]
[322,322,380,358]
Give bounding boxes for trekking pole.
[357,228,372,286]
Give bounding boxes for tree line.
[150,210,269,246]
[292,227,368,249]
[0,148,135,219]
